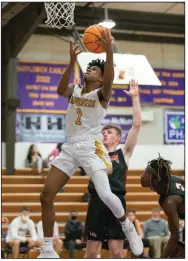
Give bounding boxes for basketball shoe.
[121,218,143,256]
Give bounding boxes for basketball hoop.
[44,2,75,29]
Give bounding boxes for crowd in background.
[25,143,63,174]
[2,205,180,259]
[2,144,183,258]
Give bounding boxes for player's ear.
[117,135,121,144]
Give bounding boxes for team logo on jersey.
[89,231,97,238]
[70,96,96,108]
[110,154,119,163]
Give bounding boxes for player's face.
[84,66,103,84]
[140,170,150,187]
[102,128,121,147]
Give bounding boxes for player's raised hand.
[70,41,82,64]
[98,29,114,52]
[123,79,139,97]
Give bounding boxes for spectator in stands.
[2,217,9,224]
[64,210,86,258]
[44,143,63,168]
[123,210,150,258]
[25,144,43,174]
[5,207,40,258]
[37,220,63,255]
[143,208,169,258]
[1,217,9,258]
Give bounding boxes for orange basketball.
[83,24,112,53]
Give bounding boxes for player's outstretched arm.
[57,41,82,97]
[161,199,180,258]
[99,30,114,102]
[123,80,142,163]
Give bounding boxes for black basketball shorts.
[84,192,126,242]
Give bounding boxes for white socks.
[120,218,131,227]
[43,237,54,252]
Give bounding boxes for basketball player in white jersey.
[38,30,143,258]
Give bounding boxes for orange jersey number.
[75,108,82,125]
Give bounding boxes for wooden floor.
[2,168,184,258]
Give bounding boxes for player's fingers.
[99,38,105,44]
[106,29,111,40]
[70,41,73,51]
[123,90,129,95]
[106,29,114,42]
[76,51,82,55]
[73,44,79,52]
[96,38,106,48]
[131,79,136,86]
[101,29,107,40]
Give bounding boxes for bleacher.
[2,168,184,258]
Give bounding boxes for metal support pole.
[72,26,87,52]
[4,58,20,175]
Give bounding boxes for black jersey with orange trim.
[159,175,185,220]
[88,148,128,196]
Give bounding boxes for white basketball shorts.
[51,134,112,178]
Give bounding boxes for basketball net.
[44,2,75,29]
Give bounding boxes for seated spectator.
[143,208,170,258]
[44,143,63,168]
[5,207,40,258]
[25,144,43,174]
[37,220,63,255]
[123,210,150,258]
[1,217,9,258]
[2,217,9,224]
[64,210,86,258]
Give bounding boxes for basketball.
[83,24,112,53]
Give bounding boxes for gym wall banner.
[16,113,132,143]
[164,110,184,144]
[79,68,184,108]
[16,113,67,143]
[17,61,78,113]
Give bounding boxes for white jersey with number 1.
[66,85,106,137]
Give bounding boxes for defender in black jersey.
[141,155,185,258]
[84,80,142,258]
[85,149,127,242]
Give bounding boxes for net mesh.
[44,2,75,29]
